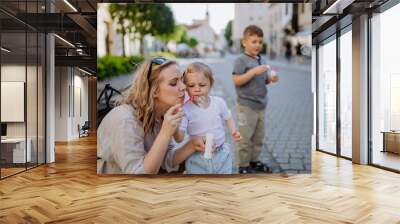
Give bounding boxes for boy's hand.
[268,75,279,83]
[251,65,269,76]
[231,131,242,142]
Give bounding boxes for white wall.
[2,63,46,164]
[55,66,69,141]
[1,65,28,138]
[71,72,89,138]
[55,67,89,141]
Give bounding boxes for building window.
[371,3,400,171]
[318,37,337,155]
[340,29,352,158]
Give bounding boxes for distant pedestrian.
[296,43,303,63]
[285,41,292,62]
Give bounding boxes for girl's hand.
[161,104,184,137]
[231,131,242,142]
[190,137,216,153]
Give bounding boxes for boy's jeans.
[236,104,266,167]
[185,143,233,174]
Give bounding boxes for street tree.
[127,4,175,55]
[187,37,198,49]
[224,20,233,48]
[157,24,187,51]
[109,3,131,56]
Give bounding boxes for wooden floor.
[372,150,400,171]
[0,135,400,223]
[1,167,26,178]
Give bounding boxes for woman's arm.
[143,104,184,174]
[172,140,196,167]
[143,128,175,174]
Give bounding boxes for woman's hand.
[161,104,184,137]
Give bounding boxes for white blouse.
[97,104,179,174]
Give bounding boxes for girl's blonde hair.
[121,59,177,135]
[182,62,214,87]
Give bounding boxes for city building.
[294,4,312,56]
[232,3,271,53]
[232,3,293,56]
[185,7,218,55]
[233,3,310,57]
[265,3,293,57]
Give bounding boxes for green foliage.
[128,4,175,38]
[109,3,175,37]
[187,37,198,48]
[97,55,144,81]
[177,28,198,48]
[158,24,187,43]
[224,20,233,47]
[109,3,175,54]
[157,23,198,51]
[109,4,131,35]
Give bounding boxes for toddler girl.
[174,62,241,174]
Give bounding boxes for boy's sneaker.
[250,161,270,173]
[238,166,255,174]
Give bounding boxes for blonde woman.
[97,57,207,174]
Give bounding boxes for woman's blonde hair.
[182,62,214,87]
[121,59,177,135]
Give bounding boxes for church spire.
[206,4,209,23]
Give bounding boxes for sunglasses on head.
[147,57,168,80]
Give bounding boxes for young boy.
[232,25,278,174]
